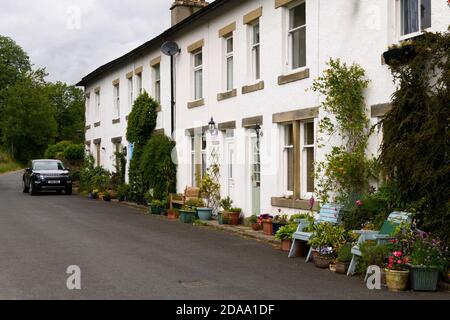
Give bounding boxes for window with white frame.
[400,0,431,38]
[153,64,161,104]
[301,121,315,199]
[225,35,234,91]
[128,77,133,112]
[95,91,100,121]
[193,50,203,100]
[191,136,196,186]
[283,124,294,195]
[136,73,142,96]
[201,133,207,178]
[289,2,306,70]
[251,21,261,81]
[190,133,207,186]
[113,83,120,118]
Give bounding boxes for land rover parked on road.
[22,159,72,195]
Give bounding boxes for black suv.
[22,159,72,195]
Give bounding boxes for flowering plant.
[386,250,409,271]
[317,246,334,258]
[409,231,447,269]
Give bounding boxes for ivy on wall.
[380,29,450,243]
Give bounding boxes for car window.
[33,161,65,171]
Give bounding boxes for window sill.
[271,197,318,211]
[242,81,264,94]
[187,98,205,109]
[85,125,91,130]
[217,89,237,101]
[278,68,310,85]
[112,118,120,124]
[94,122,101,128]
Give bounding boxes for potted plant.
[179,204,196,224]
[385,250,410,291]
[167,208,180,220]
[103,191,111,202]
[148,199,166,215]
[335,243,353,274]
[218,197,233,225]
[275,223,297,252]
[117,184,130,202]
[308,223,347,269]
[272,213,289,235]
[260,214,274,235]
[249,215,260,231]
[198,172,220,221]
[407,232,445,291]
[228,207,242,226]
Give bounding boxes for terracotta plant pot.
[251,223,261,231]
[329,262,337,272]
[167,210,179,220]
[335,261,350,274]
[280,239,292,252]
[262,220,273,235]
[296,241,310,257]
[228,211,240,225]
[312,251,332,269]
[385,269,409,291]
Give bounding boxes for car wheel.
[29,182,39,196]
[22,180,29,193]
[65,186,72,195]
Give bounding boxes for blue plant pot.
[197,208,212,221]
[409,265,439,291]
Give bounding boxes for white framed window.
[288,2,306,70]
[193,50,203,100]
[153,64,161,104]
[136,73,142,96]
[201,133,207,178]
[190,133,207,187]
[128,77,133,112]
[399,0,431,40]
[300,120,315,199]
[191,136,196,186]
[113,83,120,118]
[283,124,294,196]
[225,35,234,91]
[95,91,100,121]
[251,21,261,81]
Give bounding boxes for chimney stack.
[171,0,209,26]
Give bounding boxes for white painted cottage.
[77,0,449,216]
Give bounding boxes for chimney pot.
[171,0,209,26]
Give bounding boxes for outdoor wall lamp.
[208,117,218,136]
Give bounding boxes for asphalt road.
[0,171,448,300]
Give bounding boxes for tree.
[0,70,57,163]
[0,35,32,92]
[46,82,85,143]
[126,91,158,146]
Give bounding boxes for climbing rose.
[356,200,362,206]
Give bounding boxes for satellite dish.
[161,41,180,56]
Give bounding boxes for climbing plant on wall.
[380,29,450,243]
[312,58,377,207]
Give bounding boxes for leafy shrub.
[126,92,158,145]
[275,223,298,241]
[357,242,390,274]
[63,144,84,161]
[140,133,177,201]
[44,140,72,159]
[337,243,353,263]
[219,197,233,211]
[308,223,348,255]
[79,155,111,192]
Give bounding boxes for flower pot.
[272,222,285,235]
[296,241,310,257]
[312,251,332,269]
[149,206,163,215]
[218,212,228,225]
[179,210,196,224]
[251,223,261,231]
[409,265,439,291]
[280,239,292,252]
[262,220,273,235]
[385,269,409,291]
[335,261,350,274]
[329,262,337,272]
[197,207,212,221]
[228,211,240,225]
[167,210,179,220]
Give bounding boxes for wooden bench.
[169,187,201,209]
[288,203,346,262]
[347,211,412,276]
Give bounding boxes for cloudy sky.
[0,0,180,85]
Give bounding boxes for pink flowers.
[393,251,402,257]
[355,200,362,206]
[386,250,409,271]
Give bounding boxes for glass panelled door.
[225,139,235,198]
[251,136,261,215]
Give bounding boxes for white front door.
[225,139,235,198]
[250,136,261,215]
